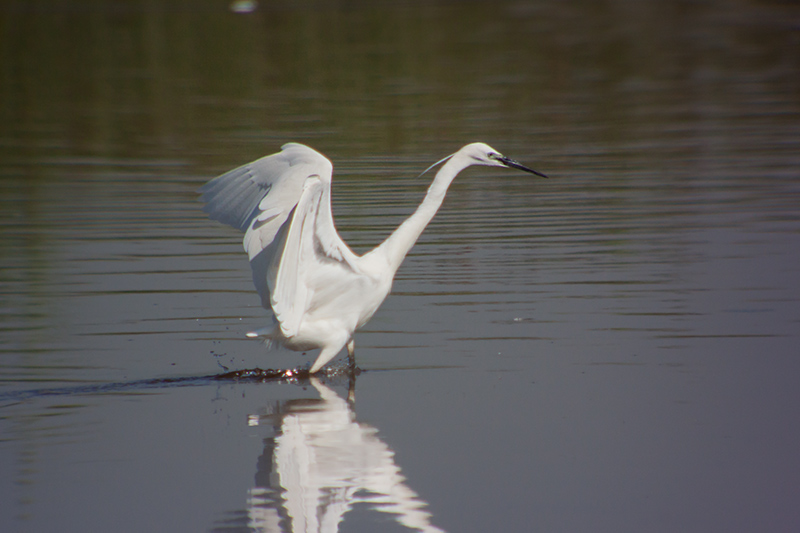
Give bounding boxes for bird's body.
[200,142,545,372]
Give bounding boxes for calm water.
[2,1,800,532]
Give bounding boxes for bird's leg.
[346,338,356,369]
[346,338,358,402]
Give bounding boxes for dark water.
[2,1,800,532]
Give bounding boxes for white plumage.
[200,142,545,372]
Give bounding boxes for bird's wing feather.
[199,143,333,258]
[200,142,363,335]
[200,142,345,314]
[269,176,361,338]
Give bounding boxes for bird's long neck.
[372,155,467,274]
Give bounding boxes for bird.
[199,142,546,373]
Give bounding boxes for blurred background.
[1,1,799,532]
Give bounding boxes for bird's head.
[462,142,548,178]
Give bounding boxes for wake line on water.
[0,366,364,405]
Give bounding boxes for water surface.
[1,1,799,532]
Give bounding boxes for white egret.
[200,142,546,373]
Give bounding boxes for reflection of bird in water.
[200,143,545,372]
[246,378,445,533]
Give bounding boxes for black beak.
[496,156,548,178]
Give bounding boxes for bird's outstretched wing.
[199,143,330,255]
[199,143,360,332]
[269,176,351,337]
